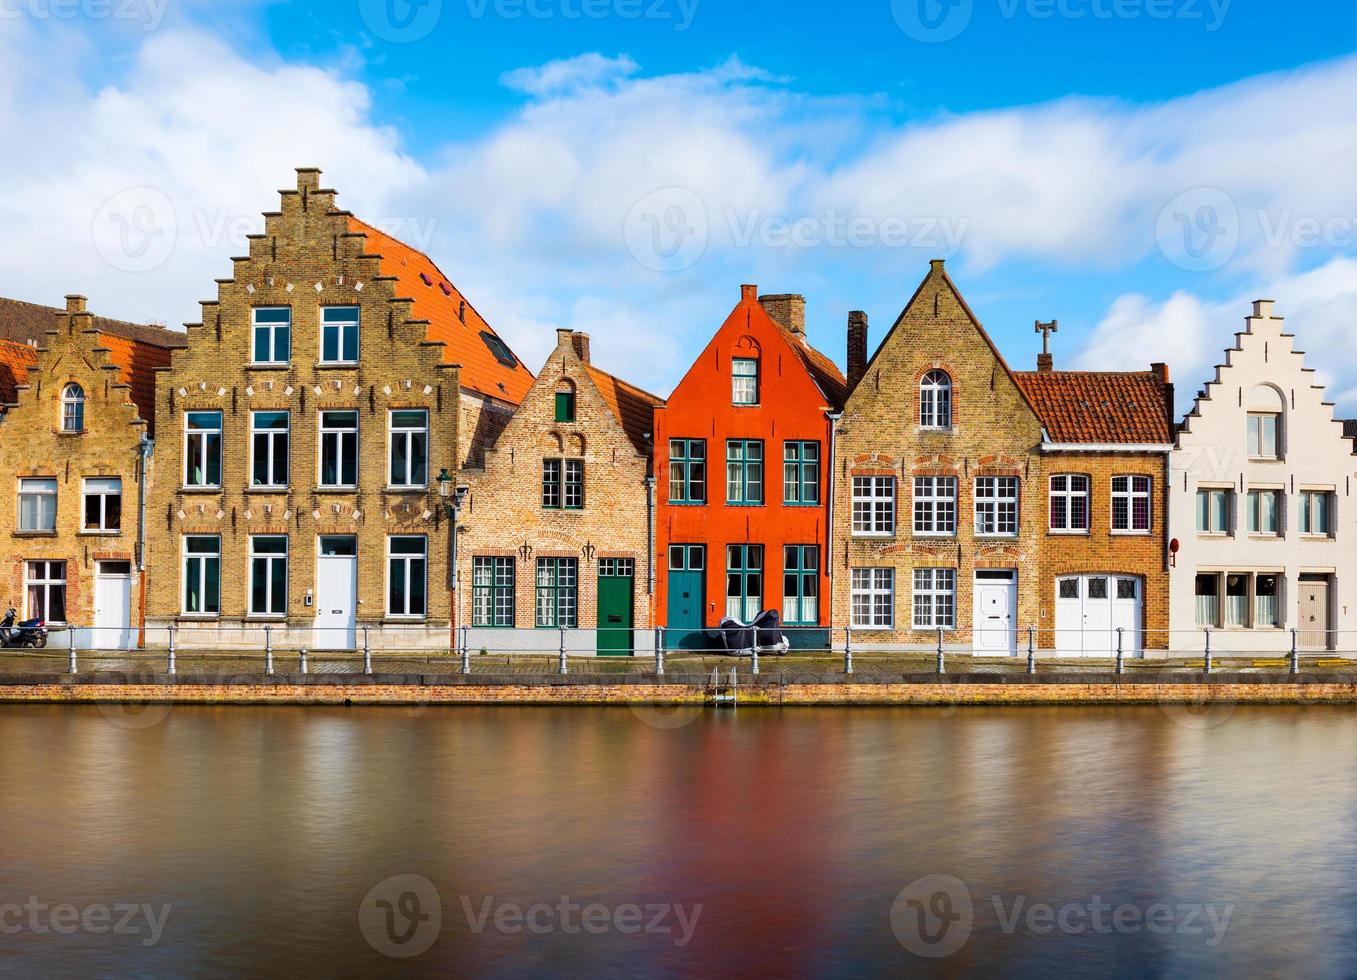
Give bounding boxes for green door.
[597,559,635,656]
[666,545,706,650]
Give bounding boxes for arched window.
[920,371,952,430]
[1247,384,1284,459]
[61,384,85,433]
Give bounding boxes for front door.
[973,571,1017,655]
[1055,575,1142,657]
[666,545,706,650]
[597,559,635,656]
[314,536,358,650]
[94,561,132,651]
[1299,577,1332,651]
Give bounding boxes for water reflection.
[0,705,1355,977]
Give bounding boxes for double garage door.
[1055,575,1142,657]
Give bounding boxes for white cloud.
[500,53,638,96]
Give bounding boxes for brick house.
[144,168,531,652]
[0,295,181,648]
[832,261,1047,652]
[456,328,663,655]
[1014,360,1175,656]
[654,286,846,649]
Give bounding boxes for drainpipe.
[645,473,656,600]
[137,434,152,648]
[826,412,842,635]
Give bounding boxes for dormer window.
[732,358,759,405]
[61,384,85,432]
[920,370,952,430]
[480,331,518,368]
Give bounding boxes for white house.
[1169,300,1357,654]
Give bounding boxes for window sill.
[974,535,1020,541]
[315,486,360,494]
[1248,456,1284,463]
[1299,534,1335,541]
[315,362,360,370]
[384,617,429,625]
[782,502,822,509]
[1197,532,1231,539]
[245,363,290,371]
[56,430,86,437]
[246,487,290,494]
[725,502,766,508]
[78,531,122,537]
[1048,529,1091,536]
[177,615,221,622]
[383,486,430,494]
[179,487,223,494]
[667,501,708,507]
[243,616,287,623]
[851,533,896,540]
[1247,534,1282,541]
[13,531,57,538]
[1111,530,1152,537]
[913,533,957,540]
[917,427,953,435]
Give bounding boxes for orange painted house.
[654,285,846,648]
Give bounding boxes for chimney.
[570,332,591,364]
[1037,352,1054,372]
[555,327,573,352]
[1152,362,1170,385]
[847,311,868,391]
[65,295,87,315]
[741,284,758,304]
[759,293,806,338]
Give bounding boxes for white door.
[94,561,132,651]
[973,572,1017,656]
[314,537,358,650]
[1055,575,1142,657]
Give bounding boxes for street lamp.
[437,469,471,643]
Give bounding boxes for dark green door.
[597,559,634,656]
[666,545,706,650]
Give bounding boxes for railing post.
[300,647,309,675]
[1203,627,1212,676]
[461,625,471,675]
[68,625,77,675]
[363,626,372,676]
[264,625,273,676]
[655,626,665,676]
[1290,628,1300,676]
[1116,627,1125,676]
[936,627,945,675]
[1027,626,1036,675]
[558,626,567,676]
[167,622,176,676]
[845,627,854,675]
[751,643,759,675]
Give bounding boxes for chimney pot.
[570,332,591,364]
[847,311,869,391]
[758,293,806,337]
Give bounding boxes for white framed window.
[913,477,957,536]
[320,306,360,364]
[319,410,359,489]
[183,536,221,616]
[912,568,956,630]
[184,411,222,488]
[919,370,952,430]
[732,358,759,405]
[251,307,291,365]
[1300,490,1334,537]
[18,478,57,533]
[388,410,429,488]
[25,561,66,623]
[1111,475,1152,533]
[1247,489,1282,536]
[1194,573,1219,627]
[82,477,122,532]
[250,411,290,489]
[850,568,894,629]
[1196,488,1231,535]
[1205,571,1283,630]
[388,536,427,618]
[852,477,895,536]
[248,535,288,617]
[61,384,85,432]
[1247,413,1281,459]
[1049,475,1090,533]
[975,477,1019,537]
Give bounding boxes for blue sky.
[3,0,1357,411]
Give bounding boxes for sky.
[2,0,1357,413]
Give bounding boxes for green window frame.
[725,544,763,622]
[783,441,820,505]
[472,557,515,627]
[782,545,819,625]
[536,558,578,628]
[725,440,764,505]
[542,458,584,510]
[555,390,576,423]
[668,439,706,504]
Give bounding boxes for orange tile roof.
[586,365,664,455]
[98,332,174,433]
[349,217,534,405]
[1014,370,1175,445]
[776,325,847,408]
[0,338,38,407]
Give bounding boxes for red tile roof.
[98,332,174,432]
[776,325,848,408]
[1014,370,1175,445]
[0,339,38,407]
[349,217,534,405]
[586,365,664,455]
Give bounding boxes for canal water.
[1,703,1355,978]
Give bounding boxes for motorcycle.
[715,609,791,658]
[0,608,48,649]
